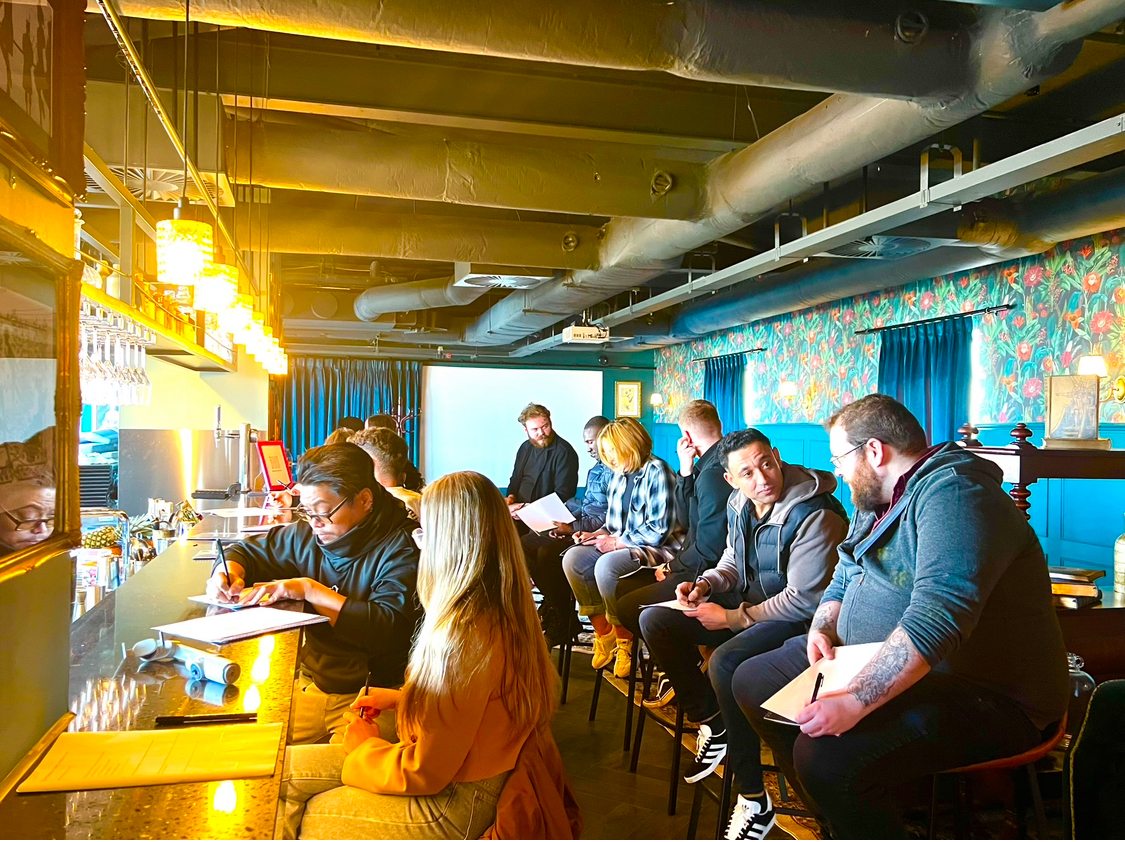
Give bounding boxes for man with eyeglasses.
[731,394,1067,839]
[0,436,55,557]
[205,442,420,745]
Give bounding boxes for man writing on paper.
[730,395,1068,840]
[521,415,611,648]
[205,443,420,745]
[504,403,579,514]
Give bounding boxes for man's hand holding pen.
[676,577,710,608]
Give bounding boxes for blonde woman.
[562,418,681,679]
[279,471,561,839]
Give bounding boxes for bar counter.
[0,518,302,839]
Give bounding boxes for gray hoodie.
[701,463,849,631]
[826,442,1068,730]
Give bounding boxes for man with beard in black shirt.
[505,403,579,513]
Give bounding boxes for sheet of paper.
[18,723,283,792]
[516,492,576,533]
[154,605,329,644]
[760,642,884,724]
[188,594,253,609]
[639,599,695,612]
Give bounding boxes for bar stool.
[588,636,645,752]
[927,715,1067,839]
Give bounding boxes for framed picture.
[615,381,642,418]
[1044,375,1099,441]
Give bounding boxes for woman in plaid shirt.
[562,418,682,679]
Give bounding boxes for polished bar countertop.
[0,518,302,839]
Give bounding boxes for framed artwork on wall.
[1043,375,1108,449]
[615,381,642,418]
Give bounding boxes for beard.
[530,433,554,449]
[848,457,884,512]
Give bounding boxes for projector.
[562,324,610,344]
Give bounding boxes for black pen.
[216,539,230,581]
[155,712,258,728]
[810,672,824,705]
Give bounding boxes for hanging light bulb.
[156,199,213,288]
[194,263,238,314]
[217,294,254,338]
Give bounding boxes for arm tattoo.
[848,627,912,707]
[810,602,838,636]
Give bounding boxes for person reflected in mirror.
[0,434,55,556]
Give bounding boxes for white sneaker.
[683,721,727,783]
[725,792,776,840]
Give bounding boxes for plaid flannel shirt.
[604,457,683,565]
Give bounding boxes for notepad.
[514,493,576,534]
[760,642,883,725]
[187,594,299,610]
[153,605,329,644]
[639,599,696,612]
[18,722,283,792]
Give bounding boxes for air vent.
[824,236,939,260]
[86,166,235,207]
[452,262,554,290]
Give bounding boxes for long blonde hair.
[399,471,557,737]
[597,417,652,474]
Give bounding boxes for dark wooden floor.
[551,659,800,840]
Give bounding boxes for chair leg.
[623,641,640,752]
[715,760,734,840]
[1025,763,1048,839]
[668,704,686,816]
[589,666,603,722]
[688,776,706,840]
[928,775,940,840]
[559,612,574,705]
[777,771,789,803]
[629,653,655,774]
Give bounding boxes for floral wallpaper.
[655,229,1125,426]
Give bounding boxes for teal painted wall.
[601,368,656,433]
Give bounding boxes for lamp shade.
[194,263,238,313]
[779,380,799,398]
[649,392,665,407]
[156,218,214,287]
[1077,355,1108,377]
[217,294,254,337]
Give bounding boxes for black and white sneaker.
[683,721,727,783]
[642,673,676,709]
[725,792,776,840]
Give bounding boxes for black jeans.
[614,570,668,637]
[733,635,1044,839]
[520,531,575,613]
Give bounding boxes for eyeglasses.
[294,496,352,525]
[1,509,55,532]
[829,441,867,467]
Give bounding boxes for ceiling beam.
[251,206,605,270]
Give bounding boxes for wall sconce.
[649,392,664,408]
[779,380,799,399]
[1077,355,1108,378]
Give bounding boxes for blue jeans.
[561,545,640,625]
[733,635,1044,838]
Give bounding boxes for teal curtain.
[876,317,972,444]
[282,357,422,462]
[703,354,745,434]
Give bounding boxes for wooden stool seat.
[946,715,1067,774]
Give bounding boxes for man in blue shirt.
[522,415,611,648]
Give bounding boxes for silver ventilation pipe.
[353,276,487,323]
[461,1,1125,347]
[97,0,972,99]
[626,164,1125,347]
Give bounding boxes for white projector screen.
[421,366,604,492]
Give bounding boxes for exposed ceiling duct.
[461,0,1125,347]
[352,275,487,323]
[643,164,1125,344]
[99,0,974,99]
[226,120,708,221]
[243,207,604,270]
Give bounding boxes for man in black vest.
[639,429,848,833]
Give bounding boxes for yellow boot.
[614,638,634,679]
[592,629,616,670]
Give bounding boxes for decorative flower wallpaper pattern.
[655,229,1125,426]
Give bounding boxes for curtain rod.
[854,302,1016,336]
[690,347,767,364]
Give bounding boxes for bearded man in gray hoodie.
[638,427,849,831]
[729,394,1067,840]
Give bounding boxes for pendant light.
[155,0,213,289]
[194,261,238,313]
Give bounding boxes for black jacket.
[670,442,731,578]
[223,487,421,694]
[507,435,580,504]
